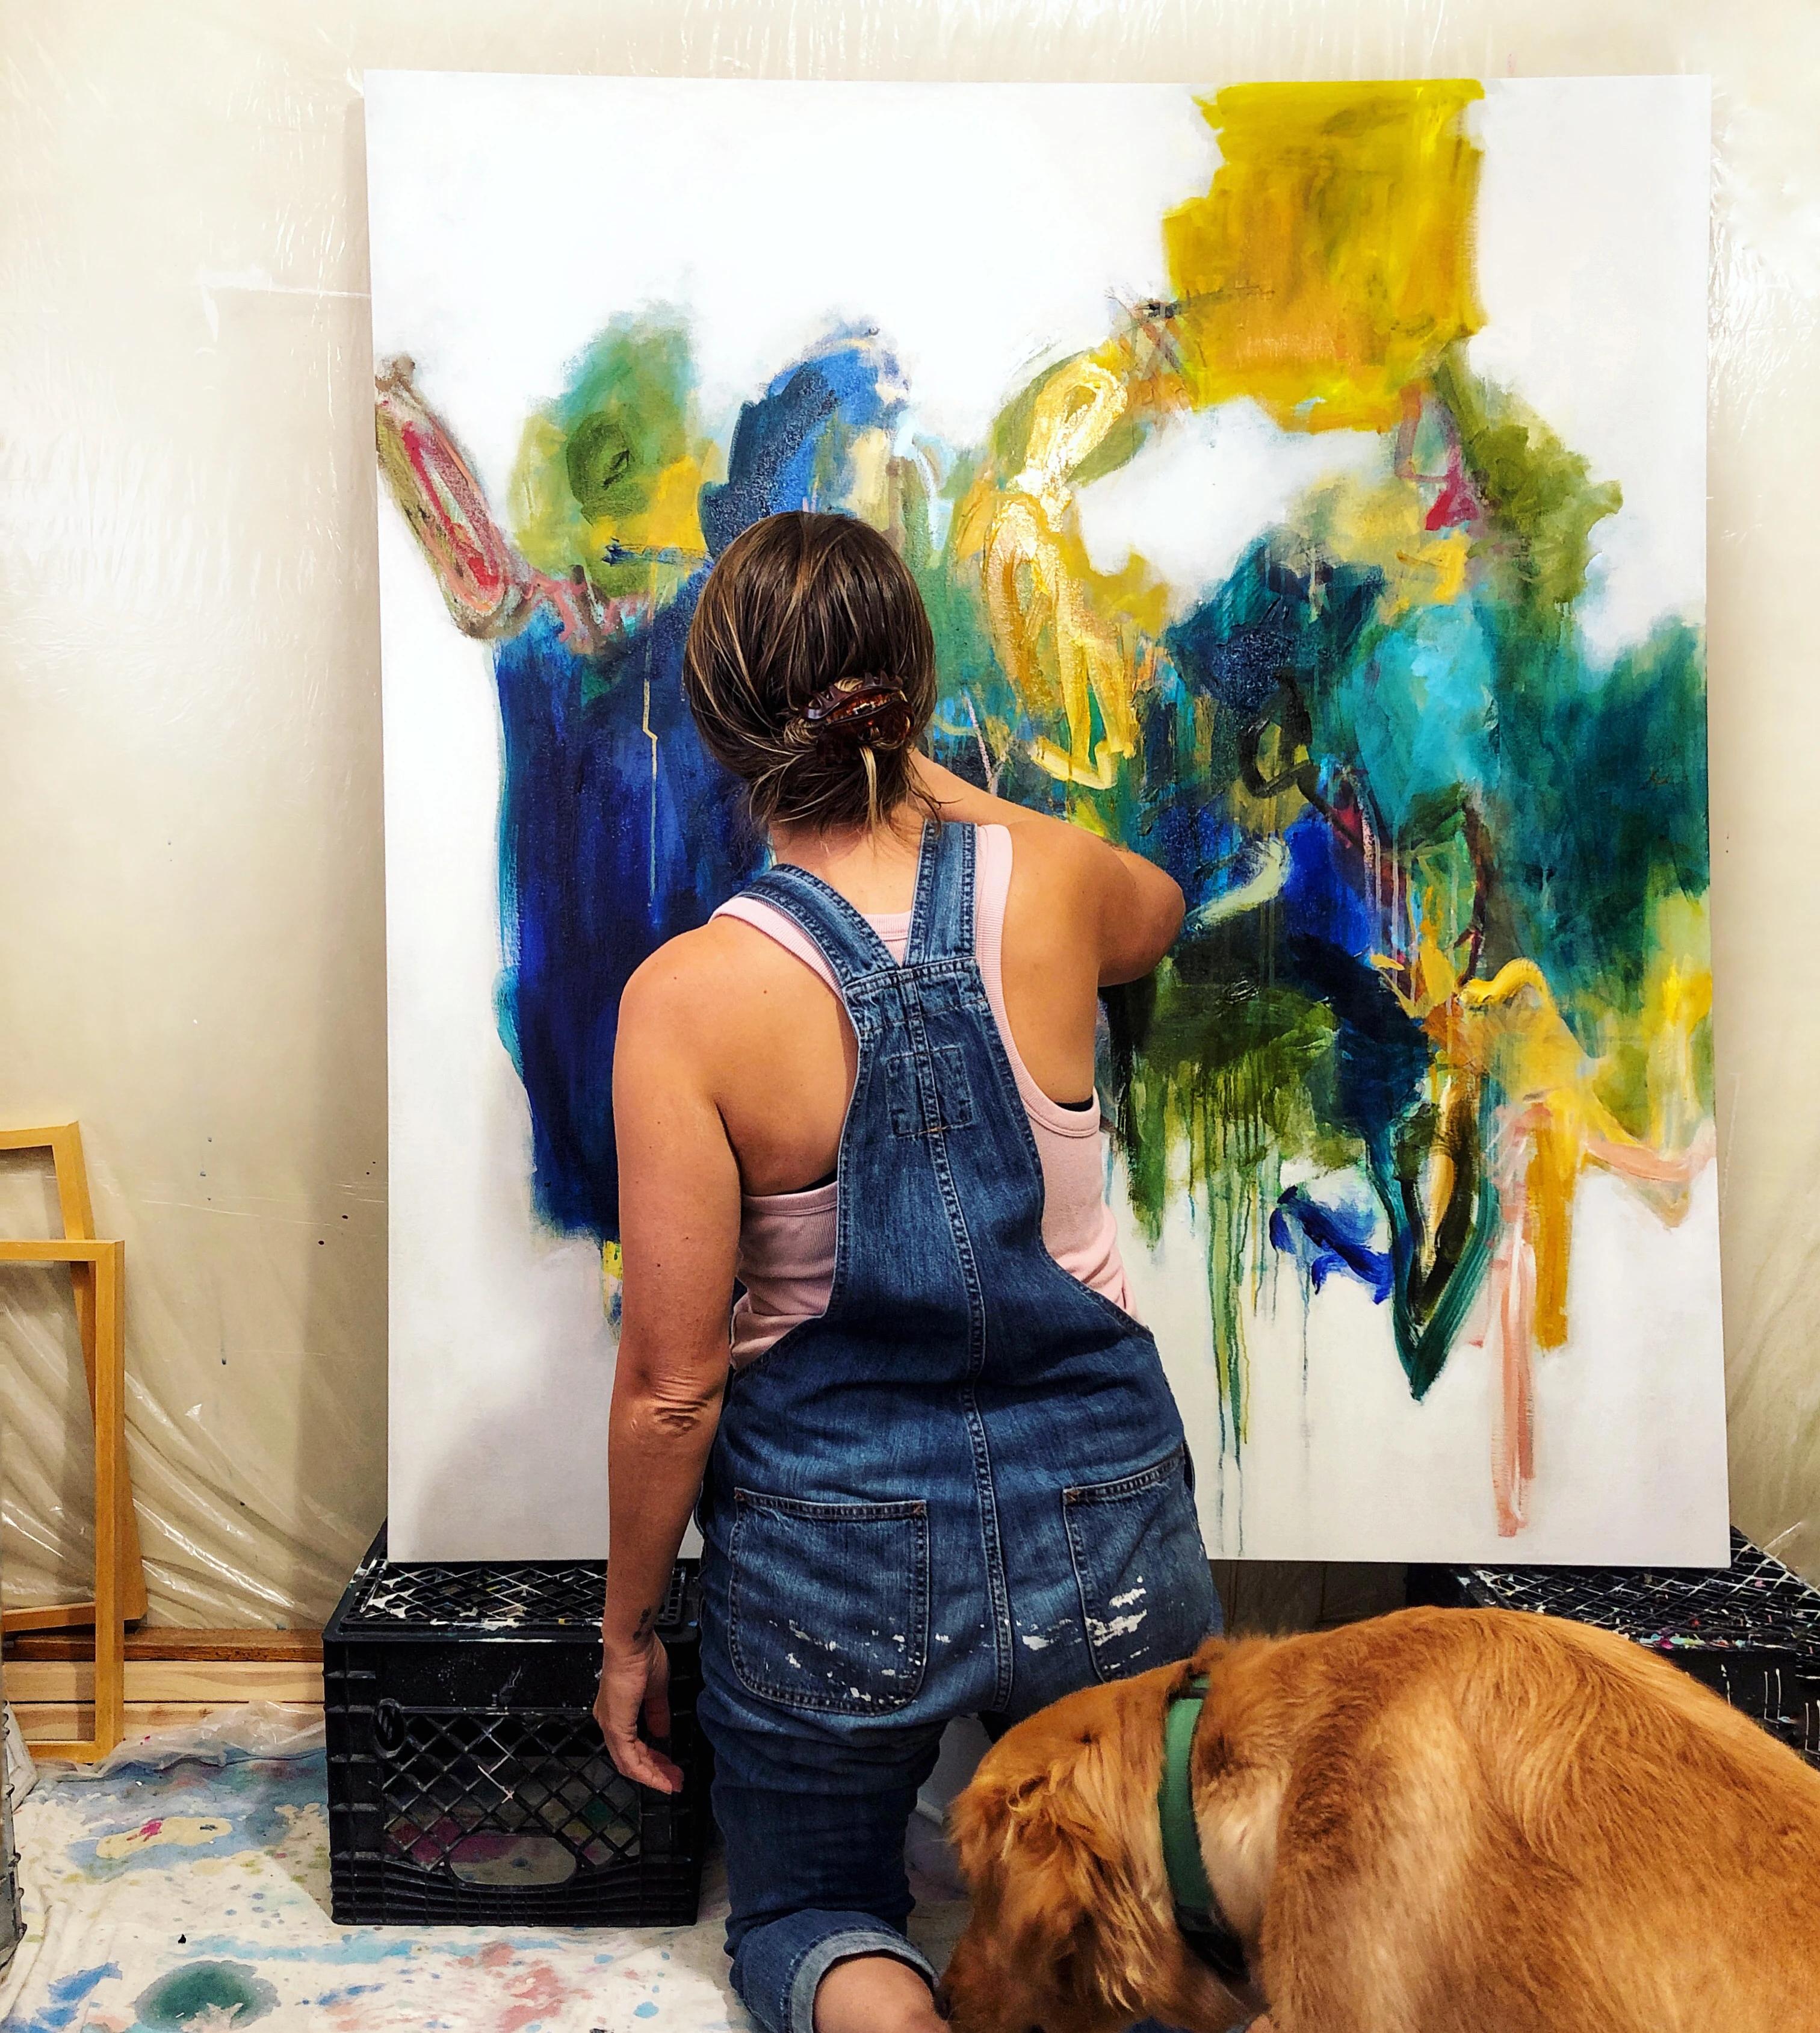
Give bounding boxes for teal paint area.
[132,1962,279,2029]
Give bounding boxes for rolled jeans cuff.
[784,1923,938,2033]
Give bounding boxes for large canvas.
[369,73,1724,1564]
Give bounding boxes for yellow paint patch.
[637,454,708,554]
[1640,892,1713,1156]
[508,411,574,574]
[96,1815,232,1861]
[956,354,1173,793]
[1165,81,1485,433]
[581,453,707,576]
[1291,474,1470,616]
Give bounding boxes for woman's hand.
[594,1630,684,1794]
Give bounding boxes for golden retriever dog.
[945,1607,1820,2033]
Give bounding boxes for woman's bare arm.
[596,940,741,1792]
[910,753,1184,984]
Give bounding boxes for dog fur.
[944,1606,1820,2033]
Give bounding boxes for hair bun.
[793,674,914,753]
[682,513,936,828]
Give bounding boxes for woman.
[595,511,1221,2033]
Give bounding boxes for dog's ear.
[947,1768,1017,1894]
[953,1728,1164,2021]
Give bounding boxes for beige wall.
[2,0,1815,1624]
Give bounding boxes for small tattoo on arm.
[631,1604,657,1641]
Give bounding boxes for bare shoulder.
[999,812,1183,984]
[999,813,1142,955]
[619,921,754,1046]
[620,914,822,1057]
[1000,809,1113,901]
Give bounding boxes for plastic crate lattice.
[1414,1530,1820,1767]
[324,1526,707,1926]
[380,1707,641,1875]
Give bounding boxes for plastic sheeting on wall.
[1,0,1816,1625]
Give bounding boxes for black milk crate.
[323,1526,708,1926]
[1410,1529,1820,1767]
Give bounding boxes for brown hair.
[681,511,936,830]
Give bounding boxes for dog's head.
[943,1658,1254,2033]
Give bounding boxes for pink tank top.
[711,824,1132,1367]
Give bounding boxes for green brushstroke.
[1377,1102,1500,1401]
[1491,615,1709,1022]
[1436,344,1624,618]
[511,313,704,603]
[1118,968,1338,1445]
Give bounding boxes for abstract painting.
[368,73,1724,1562]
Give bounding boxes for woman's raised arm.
[909,753,1185,985]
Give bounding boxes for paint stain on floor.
[0,1709,969,2031]
[133,1961,280,2028]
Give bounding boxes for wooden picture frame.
[0,1123,146,1631]
[0,1237,126,1760]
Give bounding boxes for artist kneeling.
[593,510,1221,2033]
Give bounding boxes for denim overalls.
[696,819,1222,2033]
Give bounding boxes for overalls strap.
[735,822,974,989]
[903,819,976,966]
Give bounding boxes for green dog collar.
[1157,1673,1251,1991]
[1158,1674,1215,1922]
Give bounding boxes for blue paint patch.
[5,1962,121,2033]
[492,330,909,1244]
[58,1748,327,1885]
[172,1932,419,1966]
[491,600,755,1240]
[1270,1182,1393,1303]
[1326,595,1498,839]
[634,2005,660,2019]
[1280,809,1373,957]
[701,330,906,556]
[58,1747,324,1796]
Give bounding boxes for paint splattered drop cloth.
[0,1705,969,2032]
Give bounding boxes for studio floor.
[0,1708,970,2033]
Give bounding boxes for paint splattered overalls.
[696,820,1221,2033]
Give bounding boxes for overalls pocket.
[728,1488,930,1715]
[1062,1445,1214,1683]
[886,1046,975,1137]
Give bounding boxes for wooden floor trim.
[5,1626,321,1664]
[9,1658,324,1708]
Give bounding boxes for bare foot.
[814,1952,946,2033]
